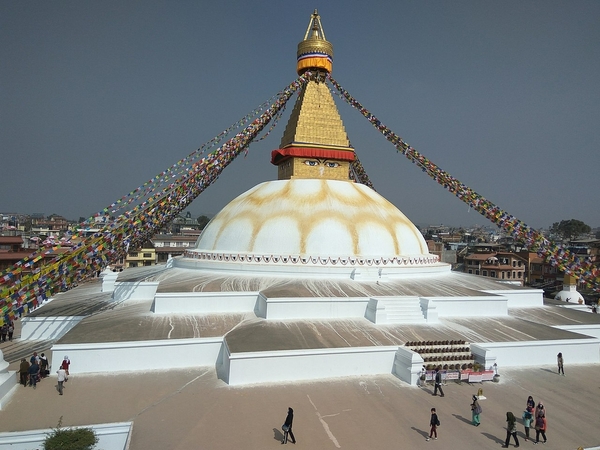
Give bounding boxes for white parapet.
[112,281,159,302]
[225,346,399,386]
[101,270,120,292]
[428,294,508,317]
[471,338,600,368]
[484,288,544,308]
[263,296,370,320]
[152,291,260,314]
[51,337,223,374]
[0,349,17,410]
[393,347,425,386]
[20,316,85,340]
[420,298,439,323]
[553,324,600,339]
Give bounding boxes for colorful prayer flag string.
[327,74,599,292]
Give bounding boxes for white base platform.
[49,331,600,387]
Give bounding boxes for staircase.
[404,340,476,371]
[380,297,426,324]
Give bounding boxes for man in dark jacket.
[28,360,39,388]
[18,359,30,386]
[282,407,296,444]
[433,368,445,397]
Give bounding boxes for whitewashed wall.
[20,316,85,340]
[226,346,398,386]
[51,337,222,374]
[485,288,544,308]
[101,271,119,292]
[393,347,425,385]
[263,297,370,320]
[112,281,159,301]
[471,338,600,368]
[553,324,600,339]
[153,292,259,314]
[430,295,508,317]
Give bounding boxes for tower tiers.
[273,10,354,181]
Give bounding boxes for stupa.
[554,274,585,304]
[14,11,598,393]
[184,9,443,280]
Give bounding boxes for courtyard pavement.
[1,361,599,450]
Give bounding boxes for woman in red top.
[534,411,547,444]
[61,356,70,375]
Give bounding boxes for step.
[380,298,426,324]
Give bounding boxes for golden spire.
[296,9,334,75]
[271,10,355,181]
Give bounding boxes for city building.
[463,251,527,285]
[124,241,156,268]
[151,232,199,264]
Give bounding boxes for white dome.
[193,179,430,259]
[555,290,585,304]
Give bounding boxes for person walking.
[471,395,482,426]
[56,367,68,395]
[526,396,535,411]
[8,323,13,341]
[502,411,520,448]
[39,353,49,378]
[28,359,40,388]
[426,407,440,441]
[535,402,546,420]
[281,407,296,444]
[18,358,30,387]
[61,355,71,375]
[1,324,7,342]
[522,406,534,441]
[534,411,547,444]
[557,352,564,375]
[432,368,444,397]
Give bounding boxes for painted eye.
[325,162,340,168]
[304,160,319,166]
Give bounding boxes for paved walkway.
[1,364,598,449]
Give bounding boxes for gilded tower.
[271,10,355,181]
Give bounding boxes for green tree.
[197,215,211,230]
[44,417,98,450]
[549,219,591,241]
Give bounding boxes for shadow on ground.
[272,428,284,443]
[411,426,429,440]
[482,432,504,446]
[452,413,473,425]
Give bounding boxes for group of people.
[517,396,548,445]
[503,396,547,447]
[18,353,70,394]
[426,394,548,445]
[0,321,14,342]
[18,352,49,388]
[504,353,560,446]
[426,388,548,446]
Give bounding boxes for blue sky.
[1,1,599,229]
